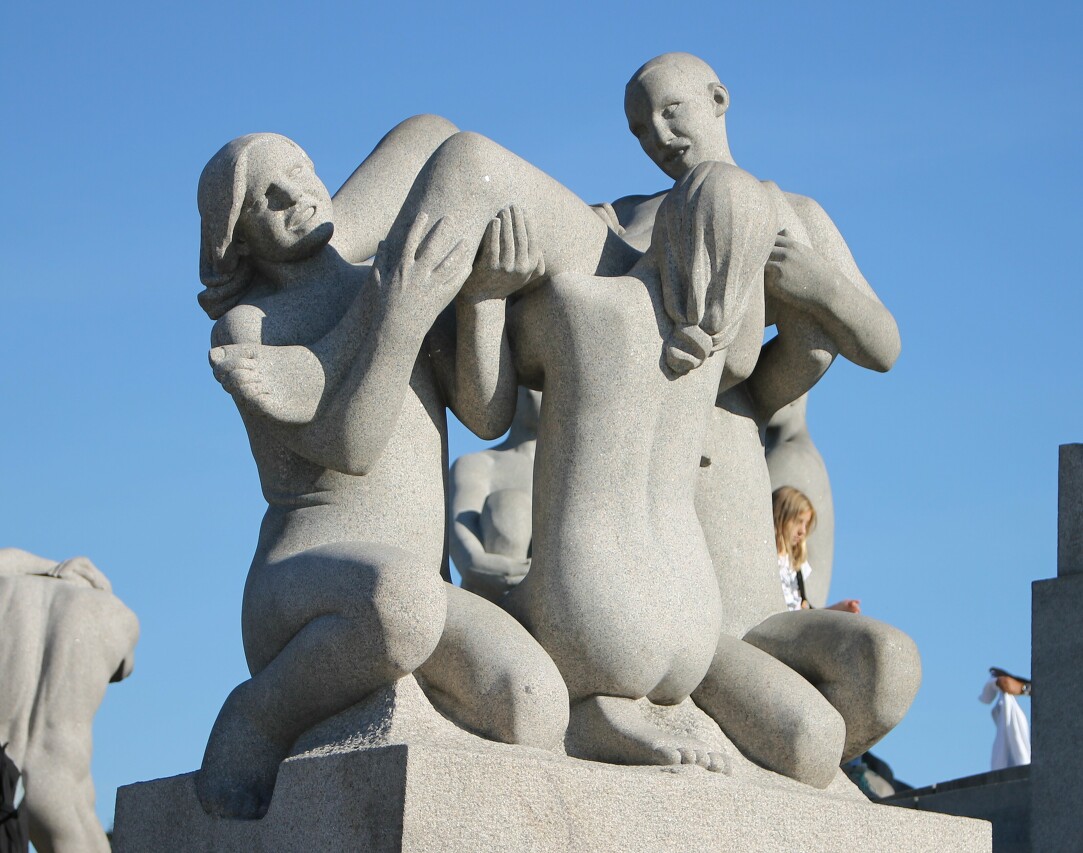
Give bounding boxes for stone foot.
[568,695,725,771]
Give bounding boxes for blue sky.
[3,0,1081,831]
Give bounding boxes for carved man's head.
[197,133,334,319]
[624,53,730,181]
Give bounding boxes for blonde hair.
[652,159,775,373]
[773,486,816,568]
[196,133,307,319]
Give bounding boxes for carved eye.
[661,103,680,119]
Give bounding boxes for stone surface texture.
[115,678,988,852]
[0,548,139,853]
[883,766,1030,853]
[1057,443,1083,576]
[126,47,940,847]
[448,387,539,601]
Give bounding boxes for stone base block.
[115,742,989,852]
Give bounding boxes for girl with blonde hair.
[773,486,859,613]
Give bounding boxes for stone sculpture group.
[192,51,921,823]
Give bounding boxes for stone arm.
[210,216,472,476]
[432,207,546,440]
[745,196,901,424]
[775,193,901,374]
[0,548,112,591]
[448,454,530,600]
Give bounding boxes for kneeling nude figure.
[505,160,778,770]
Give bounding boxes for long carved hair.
[196,133,307,320]
[773,486,816,568]
[652,160,775,374]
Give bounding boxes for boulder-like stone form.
[0,549,139,853]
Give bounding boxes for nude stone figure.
[498,160,778,771]
[0,548,139,853]
[194,127,571,820]
[449,387,539,601]
[604,53,918,787]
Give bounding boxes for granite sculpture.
[573,52,917,787]
[115,49,946,849]
[0,548,139,853]
[449,387,539,601]
[195,127,573,819]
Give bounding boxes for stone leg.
[198,543,447,820]
[692,633,845,788]
[416,583,568,752]
[743,610,921,761]
[331,114,460,264]
[381,131,642,282]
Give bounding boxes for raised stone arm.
[445,206,546,440]
[745,198,901,424]
[768,195,900,374]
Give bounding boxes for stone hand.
[764,229,836,307]
[50,555,112,592]
[373,211,471,317]
[462,205,546,302]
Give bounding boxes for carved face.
[235,138,334,263]
[625,64,728,181]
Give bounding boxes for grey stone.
[883,766,1030,853]
[503,160,778,773]
[1031,572,1083,850]
[0,548,139,853]
[1057,443,1083,576]
[114,737,991,852]
[604,51,914,787]
[449,387,539,601]
[194,126,571,820]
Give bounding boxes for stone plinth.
[115,744,990,853]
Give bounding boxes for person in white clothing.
[772,487,860,613]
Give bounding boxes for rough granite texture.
[115,677,989,852]
[1057,443,1083,576]
[0,550,139,853]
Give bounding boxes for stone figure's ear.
[711,83,730,117]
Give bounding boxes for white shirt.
[778,553,811,611]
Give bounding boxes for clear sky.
[3,0,1081,832]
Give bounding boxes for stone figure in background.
[449,387,539,601]
[195,128,571,820]
[0,548,139,853]
[501,161,776,771]
[766,395,835,607]
[597,52,917,787]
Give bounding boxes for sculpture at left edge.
[0,548,139,853]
